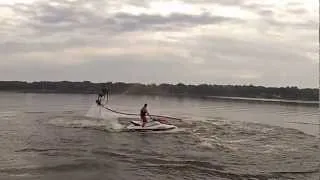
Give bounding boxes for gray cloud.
[0,10,238,54]
[286,7,308,14]
[22,6,238,33]
[182,0,245,6]
[257,9,274,16]
[0,0,318,88]
[1,0,242,54]
[110,12,240,32]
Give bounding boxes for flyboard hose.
[96,87,183,121]
[100,104,183,121]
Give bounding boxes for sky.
[0,0,318,88]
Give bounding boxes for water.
[0,92,319,180]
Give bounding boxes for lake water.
[0,92,319,180]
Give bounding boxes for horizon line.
[0,80,318,89]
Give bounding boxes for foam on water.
[85,103,126,131]
[198,140,215,149]
[46,103,129,132]
[0,111,18,118]
[48,117,107,130]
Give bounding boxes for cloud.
[110,12,238,31]
[182,0,246,6]
[0,0,241,54]
[0,0,318,88]
[11,2,239,34]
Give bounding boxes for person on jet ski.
[140,104,149,127]
[96,86,109,106]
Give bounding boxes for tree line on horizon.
[0,81,318,101]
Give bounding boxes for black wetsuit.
[96,88,109,105]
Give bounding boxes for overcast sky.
[0,0,318,88]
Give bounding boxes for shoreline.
[0,81,318,102]
[1,90,318,107]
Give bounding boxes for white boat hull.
[126,120,177,131]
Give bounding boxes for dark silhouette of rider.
[140,104,149,127]
[96,86,109,105]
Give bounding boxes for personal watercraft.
[126,119,177,131]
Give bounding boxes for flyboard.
[96,98,178,131]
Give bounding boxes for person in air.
[96,86,109,106]
[140,104,149,127]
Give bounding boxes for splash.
[85,103,125,131]
[47,117,106,130]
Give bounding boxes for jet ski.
[126,119,177,131]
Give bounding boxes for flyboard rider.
[96,86,109,106]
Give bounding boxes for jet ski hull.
[126,120,177,131]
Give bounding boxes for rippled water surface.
[0,92,319,180]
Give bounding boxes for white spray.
[86,103,124,131]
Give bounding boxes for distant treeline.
[0,81,318,101]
